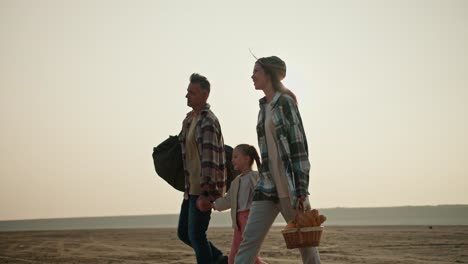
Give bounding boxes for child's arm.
[212,186,232,211]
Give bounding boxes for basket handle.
[294,199,306,229]
[296,198,305,211]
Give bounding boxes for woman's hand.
[297,195,307,203]
[297,195,311,210]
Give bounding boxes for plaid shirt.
[255,92,310,207]
[179,104,226,198]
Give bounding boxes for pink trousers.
[229,210,262,264]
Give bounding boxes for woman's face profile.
[251,62,268,90]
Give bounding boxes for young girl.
[212,144,264,264]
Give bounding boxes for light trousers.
[234,198,321,264]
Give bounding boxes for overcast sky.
[1,0,467,220]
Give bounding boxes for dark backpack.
[152,135,185,192]
[152,135,238,193]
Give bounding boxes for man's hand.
[196,194,212,212]
[200,182,221,200]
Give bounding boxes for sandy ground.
[1,226,467,264]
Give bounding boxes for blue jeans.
[177,195,223,264]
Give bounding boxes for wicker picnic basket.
[281,226,323,249]
[281,200,324,249]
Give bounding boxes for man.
[177,73,228,264]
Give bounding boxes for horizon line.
[2,203,467,222]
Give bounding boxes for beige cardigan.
[213,171,259,229]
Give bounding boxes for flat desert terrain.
[1,226,467,263]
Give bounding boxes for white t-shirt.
[186,114,201,195]
[265,104,289,198]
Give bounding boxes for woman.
[234,56,321,264]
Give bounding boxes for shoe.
[214,255,228,264]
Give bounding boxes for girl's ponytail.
[248,145,261,169]
[235,144,262,169]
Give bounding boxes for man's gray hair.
[190,73,210,93]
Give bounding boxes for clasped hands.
[196,184,215,212]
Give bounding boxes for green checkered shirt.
[255,92,310,207]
